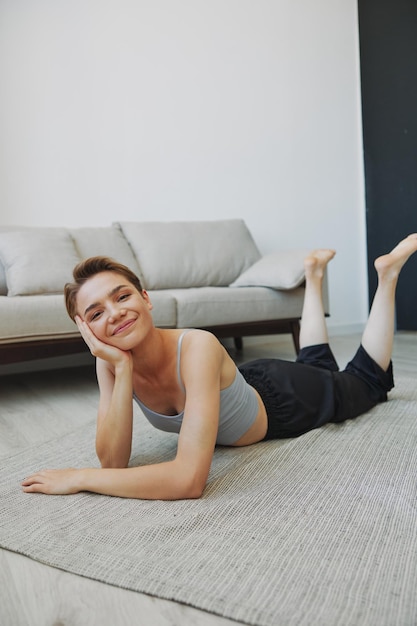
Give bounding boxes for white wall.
[0,0,368,331]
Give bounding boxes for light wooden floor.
[1,331,416,626]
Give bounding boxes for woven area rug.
[1,377,417,626]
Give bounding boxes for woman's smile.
[112,318,137,336]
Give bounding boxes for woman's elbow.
[171,457,210,499]
[100,459,129,469]
[96,448,129,469]
[185,482,205,499]
[176,471,207,499]
[96,440,131,469]
[174,485,204,500]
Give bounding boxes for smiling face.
[76,271,154,348]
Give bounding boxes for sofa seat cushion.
[169,286,305,328]
[115,220,261,289]
[146,291,177,327]
[0,291,177,343]
[0,295,78,342]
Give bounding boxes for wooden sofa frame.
[0,318,301,366]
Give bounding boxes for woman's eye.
[90,311,102,321]
[118,293,130,302]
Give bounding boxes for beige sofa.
[0,219,328,366]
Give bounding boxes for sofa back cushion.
[115,219,261,289]
[0,228,80,296]
[0,225,144,297]
[0,257,7,296]
[0,226,32,296]
[70,227,143,278]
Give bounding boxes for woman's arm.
[21,460,204,500]
[22,332,224,500]
[77,316,134,468]
[94,358,134,468]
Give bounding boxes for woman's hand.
[21,468,84,495]
[75,316,132,368]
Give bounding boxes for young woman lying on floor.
[22,234,417,500]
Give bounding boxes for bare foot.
[374,234,417,280]
[304,249,336,280]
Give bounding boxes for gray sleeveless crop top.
[133,330,259,445]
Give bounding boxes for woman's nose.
[108,307,126,322]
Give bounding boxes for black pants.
[238,344,394,440]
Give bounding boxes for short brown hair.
[64,256,143,321]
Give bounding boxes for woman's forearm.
[22,456,206,500]
[96,360,134,468]
[79,461,203,500]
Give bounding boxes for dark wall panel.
[358,0,417,329]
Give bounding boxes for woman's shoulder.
[178,329,236,383]
[154,328,222,366]
[177,328,221,348]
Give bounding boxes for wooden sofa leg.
[290,320,301,354]
[234,337,243,351]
